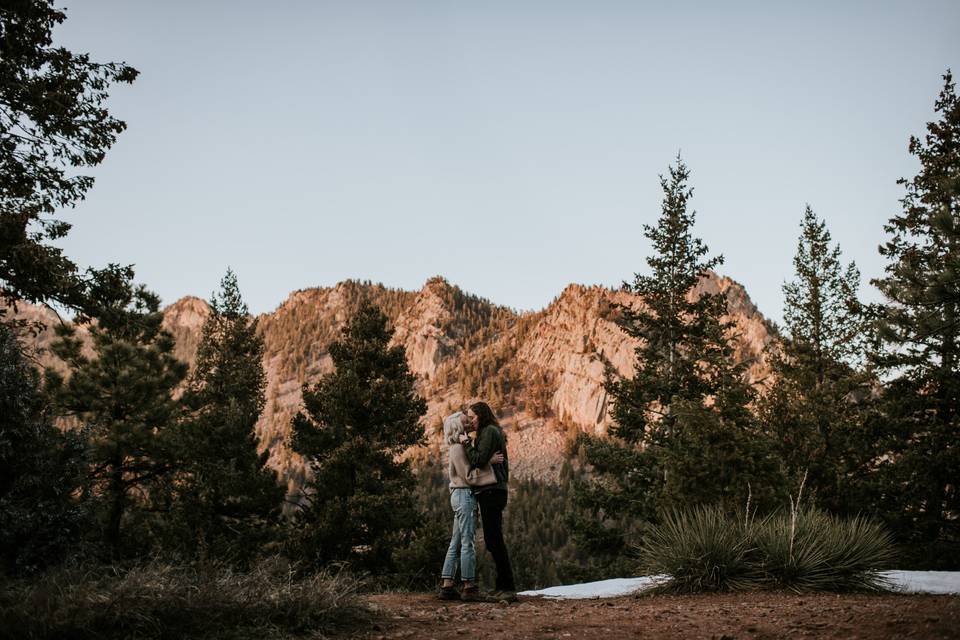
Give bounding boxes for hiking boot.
[490,589,518,603]
[460,585,481,602]
[436,585,460,601]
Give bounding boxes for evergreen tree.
[758,207,876,514]
[782,207,868,368]
[870,71,960,561]
[290,301,426,572]
[0,322,84,574]
[569,433,655,564]
[605,158,728,446]
[574,157,781,561]
[0,2,144,566]
[46,282,186,556]
[0,0,138,318]
[169,269,283,563]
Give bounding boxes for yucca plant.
[640,482,896,594]
[753,508,895,592]
[640,504,764,593]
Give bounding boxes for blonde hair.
[443,412,466,446]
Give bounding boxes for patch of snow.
[880,571,960,595]
[519,571,960,600]
[518,575,670,599]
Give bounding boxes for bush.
[641,504,894,594]
[0,557,370,640]
[754,508,895,592]
[641,505,763,593]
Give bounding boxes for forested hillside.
[8,269,776,496]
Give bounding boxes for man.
[458,401,516,601]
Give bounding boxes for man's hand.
[490,451,505,464]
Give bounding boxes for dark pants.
[477,489,515,591]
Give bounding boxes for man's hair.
[442,412,466,445]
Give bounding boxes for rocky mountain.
[10,273,778,492]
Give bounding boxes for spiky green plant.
[641,497,895,594]
[753,508,895,592]
[641,504,764,593]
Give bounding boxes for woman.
[459,402,516,599]
[438,411,502,601]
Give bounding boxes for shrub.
[641,504,763,593]
[754,508,895,592]
[0,556,370,640]
[640,504,894,594]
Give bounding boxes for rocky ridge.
[12,273,777,491]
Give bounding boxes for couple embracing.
[438,401,516,602]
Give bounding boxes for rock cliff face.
[0,301,81,373]
[160,296,211,366]
[476,275,776,477]
[390,278,461,382]
[514,285,636,436]
[12,273,777,487]
[211,273,776,485]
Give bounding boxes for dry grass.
[0,556,371,640]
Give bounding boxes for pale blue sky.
[54,1,958,325]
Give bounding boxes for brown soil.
[355,591,959,640]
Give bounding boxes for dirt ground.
[357,591,959,640]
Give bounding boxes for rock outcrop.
[390,277,461,382]
[160,295,211,366]
[12,273,777,486]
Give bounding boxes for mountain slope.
[10,272,777,490]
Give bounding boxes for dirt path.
[359,591,959,640]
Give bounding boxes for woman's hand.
[490,451,505,464]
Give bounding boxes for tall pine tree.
[574,157,780,562]
[758,206,876,514]
[290,301,426,572]
[870,71,960,562]
[46,281,186,557]
[168,269,283,563]
[607,158,727,447]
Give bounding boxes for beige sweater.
[447,444,472,491]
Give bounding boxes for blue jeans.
[441,488,477,582]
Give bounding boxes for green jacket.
[463,423,509,493]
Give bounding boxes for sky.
[53,1,959,324]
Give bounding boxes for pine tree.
[0,2,142,564]
[0,1,138,318]
[569,433,656,563]
[46,283,186,556]
[783,207,868,368]
[605,158,728,447]
[169,269,284,563]
[0,322,84,574]
[758,207,876,515]
[574,157,781,561]
[870,71,960,560]
[290,301,426,572]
